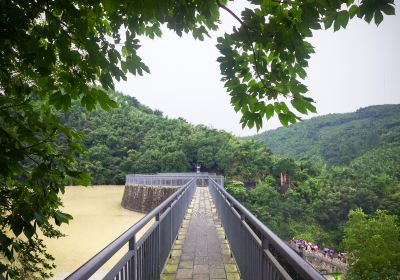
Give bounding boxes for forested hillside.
[252,104,400,166]
[228,104,400,250]
[62,92,400,277]
[62,91,273,185]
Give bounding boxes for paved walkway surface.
[161,187,240,280]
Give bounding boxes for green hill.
[251,104,400,166]
[62,90,273,184]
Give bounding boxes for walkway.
[161,187,240,280]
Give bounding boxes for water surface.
[44,185,145,279]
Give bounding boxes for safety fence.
[66,178,196,280]
[126,173,224,188]
[208,177,325,280]
[125,174,193,186]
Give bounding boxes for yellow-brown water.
[44,185,146,280]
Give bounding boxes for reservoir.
[44,185,145,280]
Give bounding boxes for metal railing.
[208,177,325,280]
[66,178,196,280]
[125,174,193,186]
[125,173,224,188]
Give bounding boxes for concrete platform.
[161,188,240,280]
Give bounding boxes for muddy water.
[44,185,146,280]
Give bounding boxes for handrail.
[208,177,325,280]
[125,174,224,188]
[66,178,195,280]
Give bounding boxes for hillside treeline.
[252,104,400,166]
[62,91,273,185]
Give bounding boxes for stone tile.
[210,268,226,278]
[169,256,180,264]
[222,255,234,264]
[176,268,193,279]
[224,264,238,273]
[208,262,224,269]
[193,273,210,280]
[195,256,208,264]
[164,263,178,274]
[226,273,240,280]
[174,244,183,250]
[171,249,182,257]
[181,253,195,260]
[161,273,176,280]
[193,264,209,274]
[178,260,194,269]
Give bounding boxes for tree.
[224,180,248,202]
[343,209,400,280]
[0,0,395,278]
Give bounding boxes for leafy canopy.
[343,209,400,280]
[0,0,395,278]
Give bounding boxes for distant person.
[322,248,329,257]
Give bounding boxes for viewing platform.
[66,173,325,280]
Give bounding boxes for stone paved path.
[161,187,240,280]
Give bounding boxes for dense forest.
[251,104,400,166]
[61,90,273,185]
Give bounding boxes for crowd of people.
[290,238,346,263]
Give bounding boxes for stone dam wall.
[121,185,178,213]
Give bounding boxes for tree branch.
[216,0,245,26]
[216,0,276,96]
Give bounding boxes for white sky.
[115,3,400,137]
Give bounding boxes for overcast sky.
[115,3,400,137]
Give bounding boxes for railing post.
[261,237,270,280]
[170,205,173,255]
[129,235,136,280]
[156,213,160,280]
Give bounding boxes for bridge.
[65,173,325,280]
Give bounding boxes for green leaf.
[54,211,73,226]
[323,14,335,29]
[11,218,24,237]
[335,10,349,31]
[374,11,384,26]
[102,0,118,13]
[306,102,317,113]
[291,98,308,114]
[278,113,289,127]
[23,223,35,239]
[349,5,358,19]
[265,104,274,119]
[381,3,395,16]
